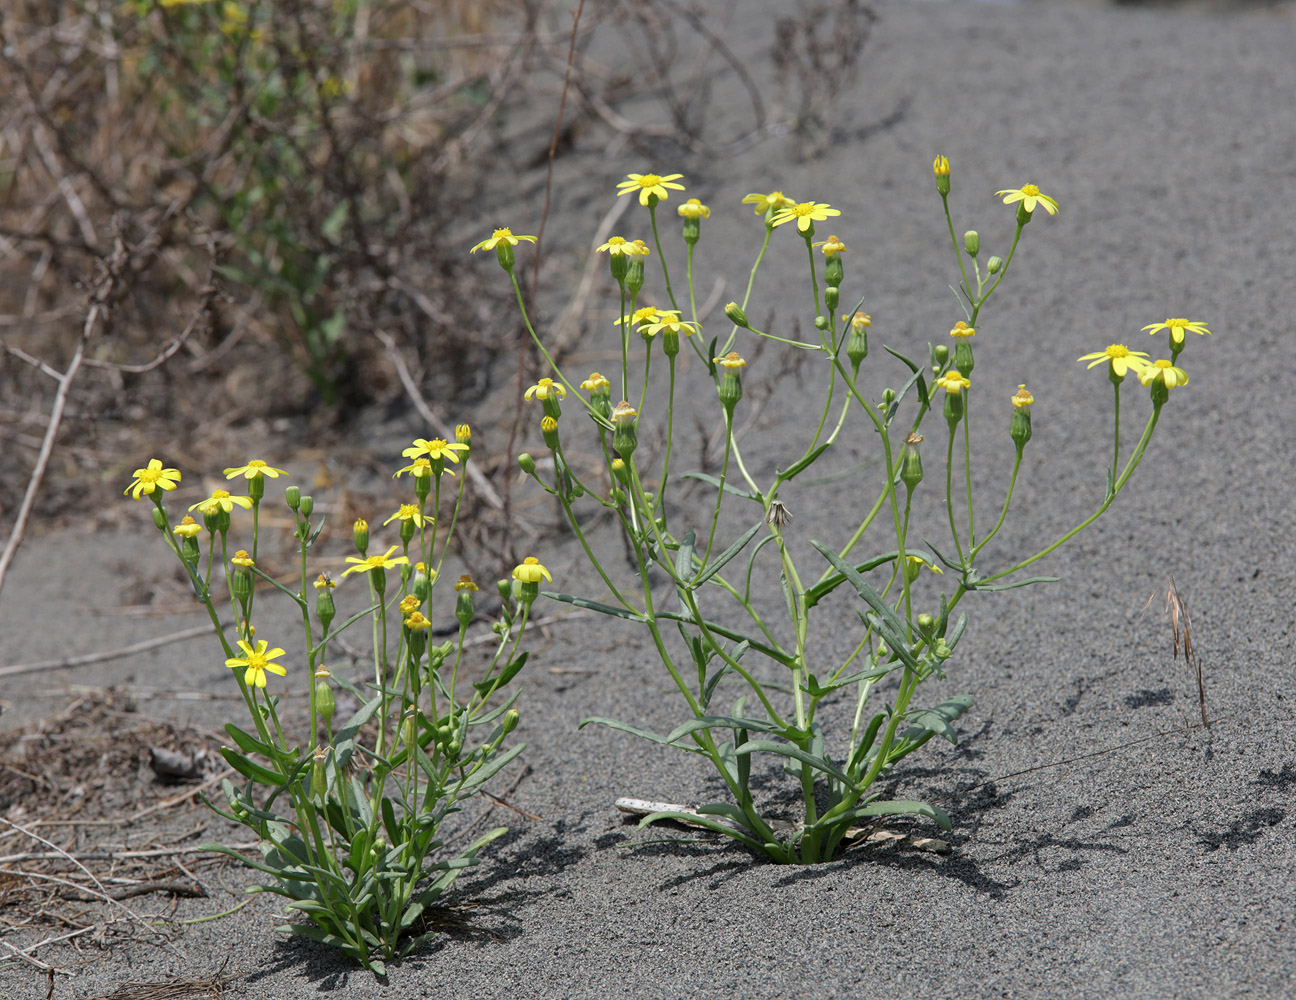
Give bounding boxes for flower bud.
[987,256,1003,274]
[934,344,949,366]
[847,324,869,377]
[455,575,478,630]
[285,485,301,510]
[900,432,924,492]
[611,401,638,459]
[315,678,336,728]
[933,638,952,661]
[315,585,336,633]
[933,154,951,196]
[825,256,844,288]
[231,566,253,607]
[353,518,369,555]
[724,302,749,328]
[814,314,829,331]
[412,562,430,602]
[1010,384,1034,450]
[825,286,839,312]
[501,709,519,738]
[299,495,314,517]
[518,452,536,475]
[714,353,746,416]
[917,613,935,632]
[881,387,895,406]
[963,231,979,257]
[626,258,646,298]
[152,507,168,532]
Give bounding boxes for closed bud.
[353,518,369,555]
[518,452,536,475]
[825,256,844,288]
[412,563,430,602]
[963,230,979,256]
[315,679,335,727]
[932,154,951,196]
[611,401,638,459]
[231,566,254,605]
[151,507,168,532]
[881,387,895,406]
[934,344,949,366]
[900,432,924,491]
[285,485,301,510]
[501,709,520,737]
[724,302,749,328]
[814,314,829,331]
[987,255,1003,274]
[917,613,935,632]
[825,286,839,311]
[299,495,314,517]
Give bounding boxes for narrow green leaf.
[964,575,1061,593]
[664,715,782,744]
[777,443,831,483]
[803,548,936,609]
[693,522,762,586]
[578,716,687,748]
[638,810,764,852]
[545,592,646,622]
[901,694,974,746]
[848,712,888,773]
[224,723,273,757]
[473,651,528,696]
[733,739,854,787]
[681,471,763,503]
[854,798,952,830]
[809,541,918,669]
[220,746,287,787]
[675,528,696,582]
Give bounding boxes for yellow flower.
[402,437,469,464]
[907,555,943,576]
[399,594,421,615]
[313,572,335,590]
[125,459,181,500]
[616,172,686,206]
[1011,385,1034,408]
[616,306,661,328]
[770,201,841,233]
[383,503,426,527]
[596,236,635,255]
[394,457,435,479]
[713,352,747,370]
[1138,359,1189,389]
[189,489,254,515]
[403,611,432,631]
[1141,318,1211,345]
[677,198,710,219]
[341,545,409,578]
[625,240,651,257]
[1077,344,1151,378]
[742,191,796,215]
[581,372,611,393]
[949,321,975,338]
[225,639,287,690]
[525,378,567,402]
[842,312,872,331]
[932,155,950,178]
[611,400,638,424]
[813,235,848,257]
[172,515,202,538]
[230,550,254,567]
[469,227,537,254]
[223,459,287,480]
[642,312,700,338]
[995,184,1060,216]
[455,575,478,592]
[935,371,970,395]
[512,556,552,584]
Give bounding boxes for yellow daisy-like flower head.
[642,312,700,339]
[1011,384,1034,409]
[383,503,426,528]
[742,191,796,215]
[394,457,434,480]
[1077,344,1151,378]
[341,545,410,579]
[512,556,552,584]
[230,549,254,567]
[616,306,661,328]
[995,184,1060,217]
[172,515,202,539]
[125,459,181,500]
[596,236,634,255]
[1141,318,1211,345]
[842,312,872,331]
[402,437,469,464]
[625,239,651,257]
[314,572,335,590]
[615,172,686,206]
[581,372,612,394]
[677,198,710,220]
[225,639,287,690]
[949,321,975,338]
[935,371,971,395]
[189,489,254,515]
[770,201,841,233]
[223,459,288,480]
[611,400,638,425]
[399,594,421,615]
[813,235,848,257]
[456,574,478,592]
[713,352,747,370]
[469,227,538,254]
[525,378,567,402]
[932,155,950,178]
[403,611,432,631]
[1138,359,1189,389]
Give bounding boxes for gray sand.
[3,0,1294,996]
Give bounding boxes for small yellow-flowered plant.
[341,545,409,578]
[224,459,288,479]
[469,227,537,254]
[1077,344,1151,377]
[189,489,254,515]
[1142,318,1211,345]
[525,378,566,402]
[225,638,287,689]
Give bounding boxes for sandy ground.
[2,0,1295,996]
